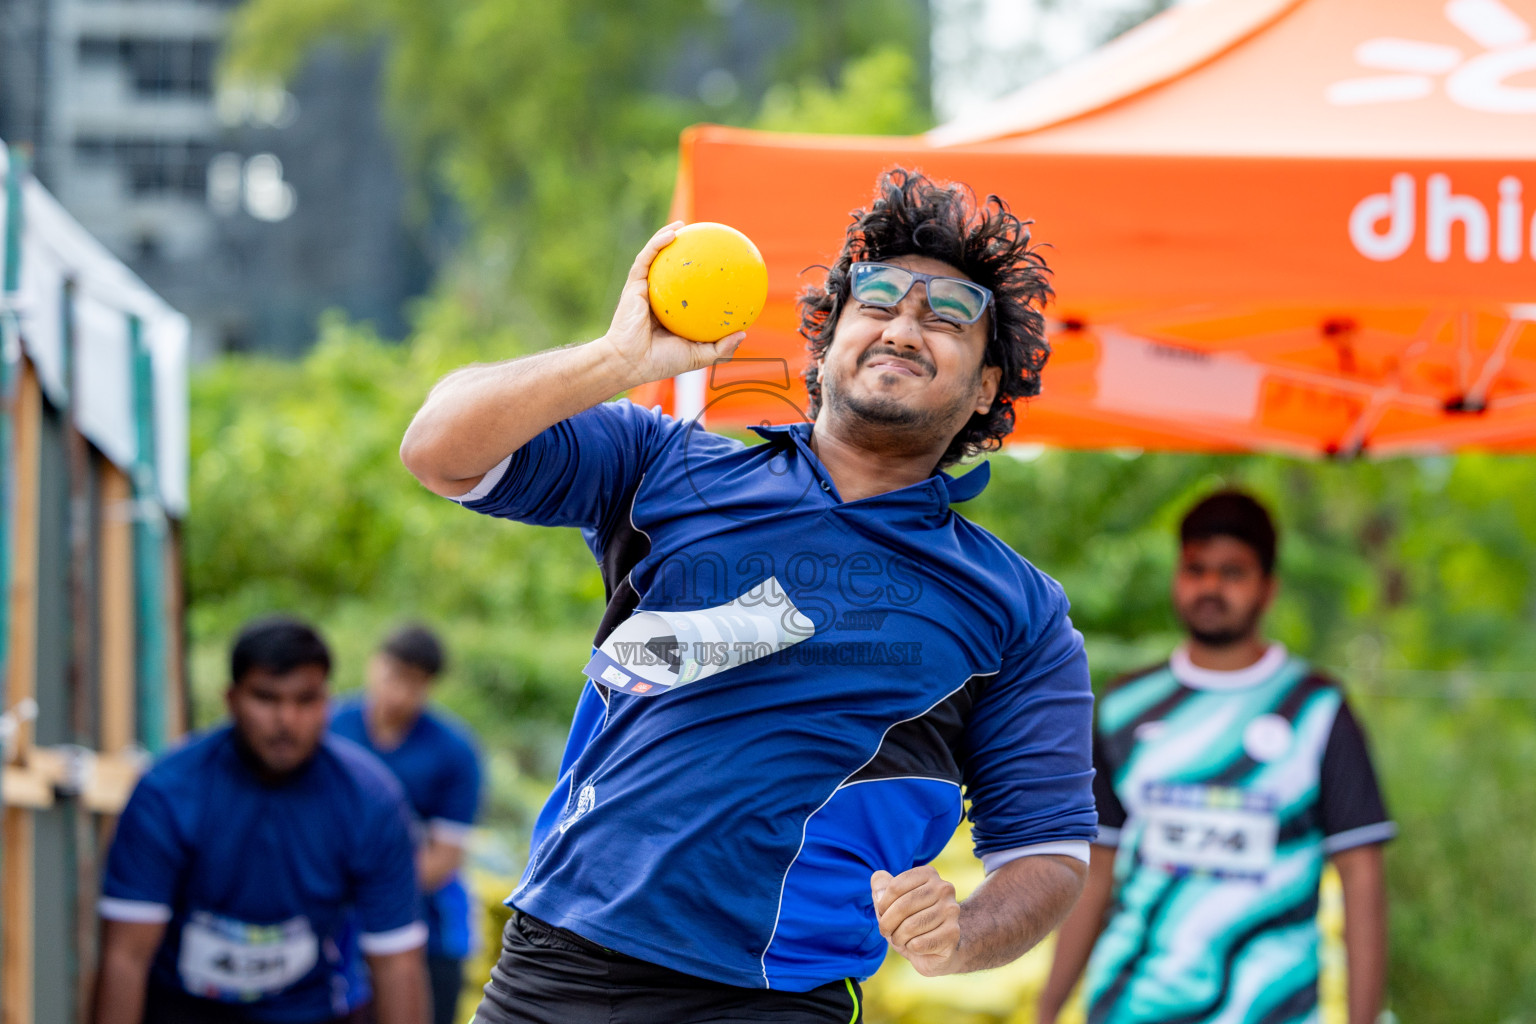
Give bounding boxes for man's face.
[1171,536,1276,647]
[225,664,329,776]
[366,653,433,725]
[816,255,1002,447]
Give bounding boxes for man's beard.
[829,386,936,429]
[1179,599,1265,648]
[822,347,978,440]
[1187,623,1255,647]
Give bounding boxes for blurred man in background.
[1038,491,1394,1024]
[93,616,428,1024]
[331,623,484,1024]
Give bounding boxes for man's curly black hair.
[799,167,1052,468]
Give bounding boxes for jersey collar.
[1170,643,1289,691]
[747,422,992,509]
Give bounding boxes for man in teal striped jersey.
[1039,491,1393,1024]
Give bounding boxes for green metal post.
[129,314,166,753]
[3,146,21,294]
[1,144,28,700]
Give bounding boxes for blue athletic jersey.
[450,400,1097,991]
[330,699,483,959]
[100,726,426,1023]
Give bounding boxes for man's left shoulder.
[1284,657,1348,697]
[327,697,366,736]
[319,734,408,809]
[419,706,480,758]
[950,516,1070,625]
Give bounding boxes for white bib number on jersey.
[178,911,319,1000]
[1138,783,1279,879]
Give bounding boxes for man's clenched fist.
[871,865,963,976]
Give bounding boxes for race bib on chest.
[178,911,319,1001]
[1137,782,1279,880]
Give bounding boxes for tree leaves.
[222,0,931,338]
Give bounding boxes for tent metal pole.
[1464,316,1530,412]
[1,145,26,696]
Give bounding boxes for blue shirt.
[330,699,483,959]
[100,726,425,1023]
[453,400,1097,991]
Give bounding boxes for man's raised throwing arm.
[400,222,743,497]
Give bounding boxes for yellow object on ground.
[647,222,767,341]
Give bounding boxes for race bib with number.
[1137,782,1279,880]
[178,911,319,1001]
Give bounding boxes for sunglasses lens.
[928,279,988,323]
[850,264,913,306]
[848,263,990,324]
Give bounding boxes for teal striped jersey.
[1085,646,1393,1024]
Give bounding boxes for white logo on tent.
[1327,0,1536,113]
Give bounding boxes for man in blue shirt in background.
[331,624,484,1024]
[401,168,1098,1023]
[93,616,429,1024]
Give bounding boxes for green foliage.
[186,315,606,824]
[756,45,931,135]
[1364,692,1536,1021]
[223,0,930,341]
[967,449,1536,680]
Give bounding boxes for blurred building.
[0,0,432,360]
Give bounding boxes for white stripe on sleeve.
[98,897,174,924]
[981,840,1091,874]
[447,455,512,504]
[428,818,474,848]
[1323,820,1398,854]
[359,921,428,956]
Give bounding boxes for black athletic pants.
[470,911,863,1024]
[428,954,466,1024]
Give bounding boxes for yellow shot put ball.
[648,222,768,342]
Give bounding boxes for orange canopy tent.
[632,0,1536,455]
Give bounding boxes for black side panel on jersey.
[848,672,996,785]
[1092,737,1129,831]
[593,492,651,647]
[1318,698,1393,837]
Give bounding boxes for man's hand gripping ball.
[599,222,746,390]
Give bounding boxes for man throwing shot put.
[401,168,1097,1023]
